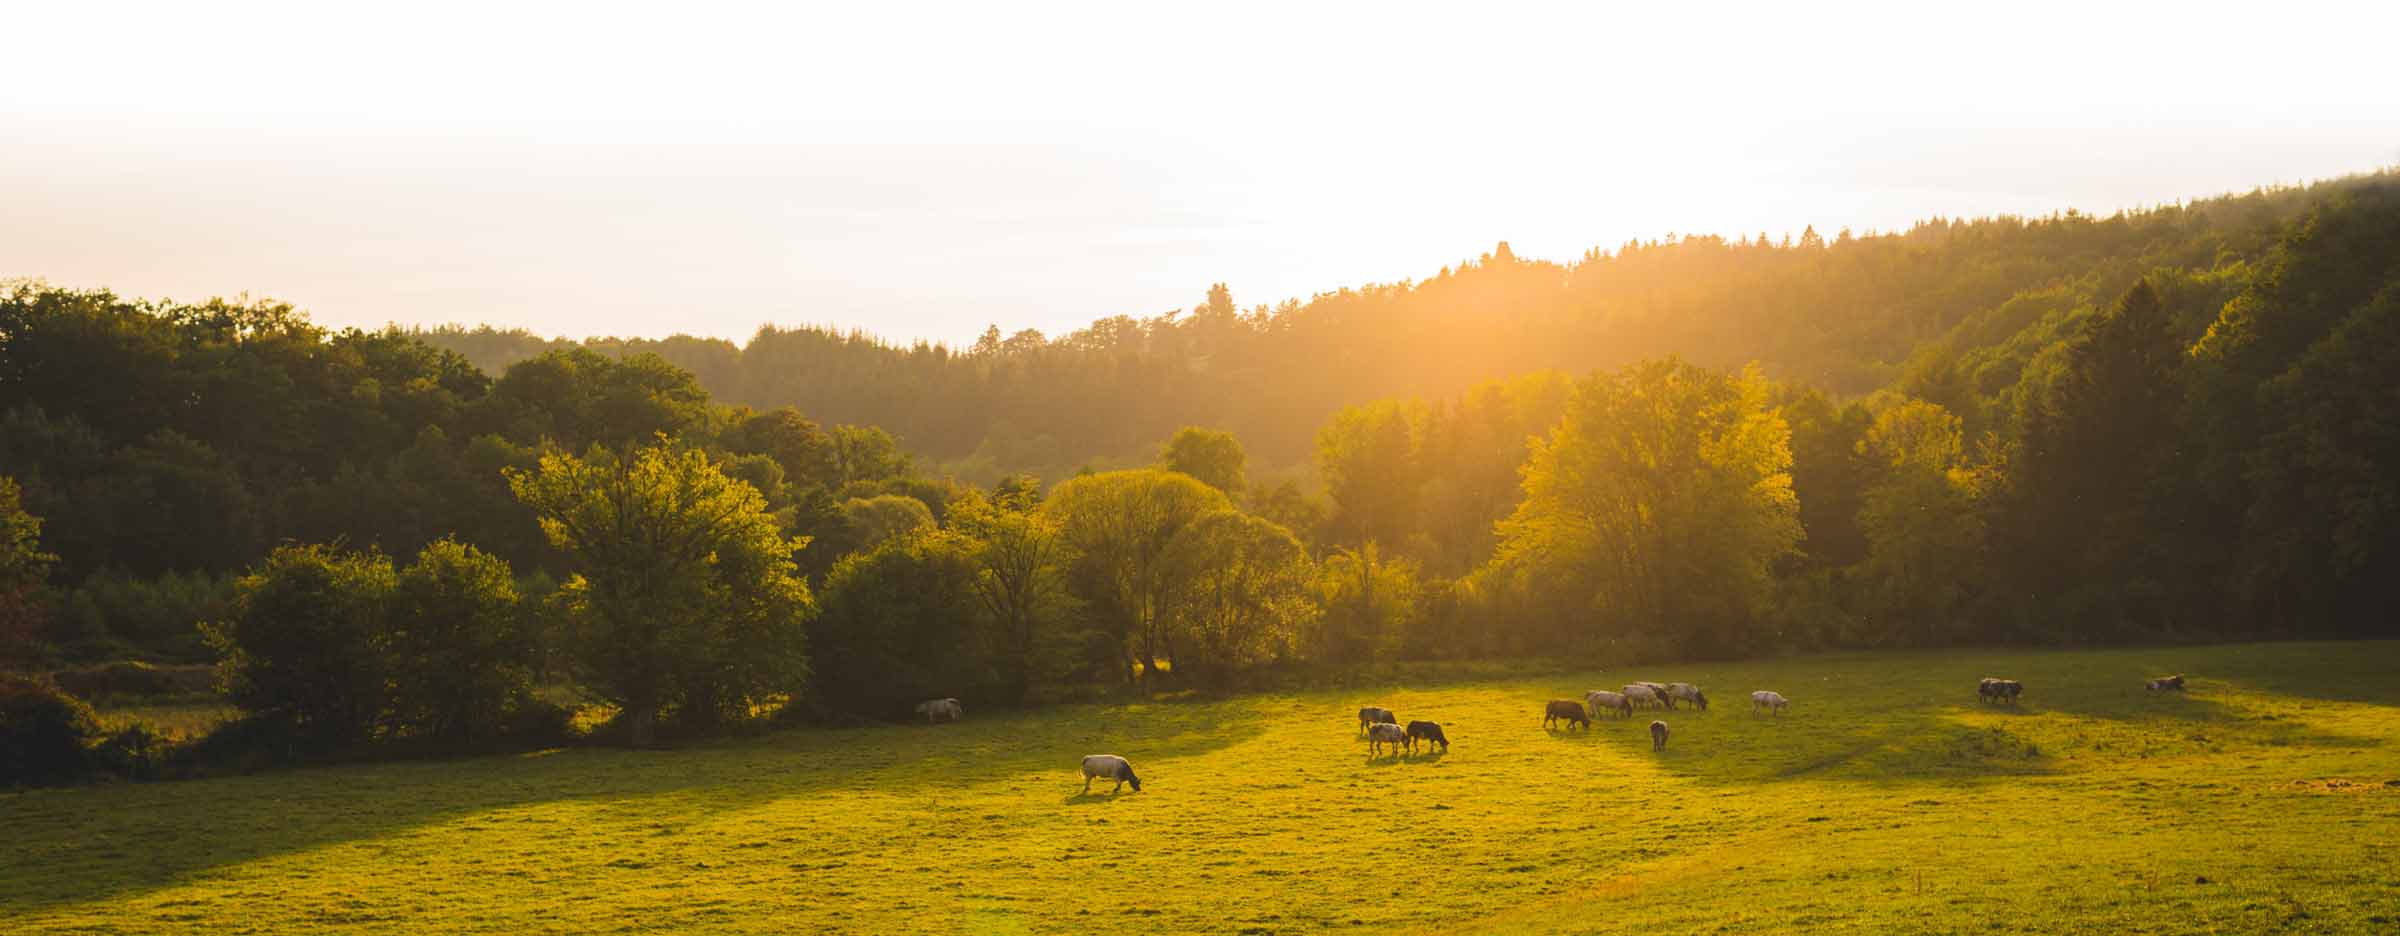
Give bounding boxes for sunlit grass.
[88,698,237,744]
[6,642,2398,934]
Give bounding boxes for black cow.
[1544,700,1590,730]
[1405,720,1449,753]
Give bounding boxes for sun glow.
[4,0,2395,344]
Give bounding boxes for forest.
[2,170,2395,768]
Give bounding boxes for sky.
[5,0,2396,347]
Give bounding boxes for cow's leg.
[1082,775,1092,793]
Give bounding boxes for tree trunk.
[626,702,657,747]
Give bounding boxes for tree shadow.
[0,693,1272,915]
[1573,642,2399,789]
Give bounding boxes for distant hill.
[413,173,2384,482]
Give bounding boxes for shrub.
[809,531,999,718]
[386,539,533,744]
[89,723,168,781]
[0,674,99,785]
[205,545,395,748]
[50,660,202,700]
[47,570,234,663]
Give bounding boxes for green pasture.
[6,642,2398,933]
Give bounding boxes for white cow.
[1080,754,1142,793]
[1366,721,1409,757]
[1586,689,1632,718]
[1622,684,1663,710]
[1666,683,1708,711]
[914,698,963,724]
[1751,690,1788,715]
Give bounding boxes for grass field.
[5,642,2399,934]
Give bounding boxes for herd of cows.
[921,670,2194,795]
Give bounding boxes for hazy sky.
[6,1,2395,346]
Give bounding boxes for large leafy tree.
[949,491,1081,701]
[1162,511,1311,670]
[508,444,812,745]
[1042,469,1230,680]
[1852,399,1987,646]
[1490,360,1801,657]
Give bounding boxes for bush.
[385,539,533,744]
[47,570,233,663]
[50,660,210,700]
[205,545,394,748]
[0,674,100,785]
[89,723,169,781]
[502,698,573,746]
[809,531,1000,718]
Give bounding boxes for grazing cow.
[2146,674,2187,691]
[1359,706,1398,733]
[1751,690,1788,715]
[1405,720,1449,753]
[1667,683,1708,711]
[1544,700,1591,731]
[1622,684,1664,710]
[1978,678,2023,704]
[1650,720,1669,751]
[1367,721,1409,757]
[1586,690,1633,719]
[914,698,963,723]
[1080,754,1142,794]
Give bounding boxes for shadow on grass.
[1060,789,1140,804]
[0,694,1273,916]
[1552,642,2400,789]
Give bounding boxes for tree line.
[3,171,2396,773]
[411,175,2373,487]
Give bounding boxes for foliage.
[507,444,813,744]
[1041,469,1231,680]
[1309,543,1417,663]
[46,570,236,663]
[837,494,937,552]
[1488,360,1801,657]
[205,545,396,748]
[0,673,101,786]
[385,539,533,743]
[1161,510,1312,671]
[0,476,56,666]
[1851,399,1987,645]
[1159,427,1247,496]
[48,661,212,701]
[9,171,2400,695]
[808,529,996,716]
[949,491,1084,700]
